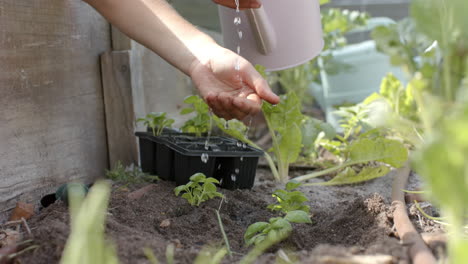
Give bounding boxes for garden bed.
[17,168,442,264]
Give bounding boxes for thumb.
[243,65,280,105]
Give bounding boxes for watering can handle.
[246,7,277,55]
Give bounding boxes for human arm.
[82,0,278,120]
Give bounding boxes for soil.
[16,168,443,264]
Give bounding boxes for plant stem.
[294,163,348,182]
[264,115,285,182]
[215,199,232,257]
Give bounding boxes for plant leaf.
[285,180,302,191]
[244,222,269,241]
[312,166,390,186]
[348,138,408,168]
[284,210,312,224]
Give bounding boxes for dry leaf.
[127,184,157,200]
[9,202,34,221]
[0,229,21,248]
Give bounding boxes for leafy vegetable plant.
[137,112,175,136]
[295,135,408,186]
[180,95,211,136]
[174,173,223,206]
[267,180,310,214]
[262,92,304,182]
[244,210,311,246]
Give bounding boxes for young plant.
[180,95,211,136]
[212,116,280,181]
[106,161,159,184]
[137,112,175,136]
[267,180,310,215]
[262,91,304,182]
[408,0,468,262]
[174,173,223,206]
[244,210,311,247]
[60,181,118,264]
[295,134,408,186]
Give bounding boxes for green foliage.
[174,173,223,206]
[267,181,310,214]
[180,95,211,136]
[334,104,372,142]
[244,210,311,247]
[194,246,228,264]
[300,116,336,157]
[322,8,369,50]
[137,112,175,136]
[106,161,159,184]
[60,181,118,264]
[295,136,408,185]
[413,103,468,264]
[372,19,436,76]
[262,92,304,182]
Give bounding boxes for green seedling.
[106,161,159,184]
[60,181,118,264]
[180,95,211,137]
[244,210,312,247]
[267,181,310,215]
[262,92,304,182]
[137,112,175,136]
[174,173,224,206]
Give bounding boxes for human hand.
[212,0,261,9]
[189,48,279,120]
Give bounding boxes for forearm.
[83,0,218,75]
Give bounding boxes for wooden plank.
[0,0,111,213]
[111,26,132,51]
[100,51,138,168]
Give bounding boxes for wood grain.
[100,51,138,168]
[0,0,111,213]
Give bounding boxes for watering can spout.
[218,0,324,72]
[245,8,277,55]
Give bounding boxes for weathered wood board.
[100,51,138,168]
[0,0,111,214]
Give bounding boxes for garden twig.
[21,218,32,237]
[391,163,437,264]
[2,220,22,226]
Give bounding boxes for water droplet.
[237,45,241,54]
[235,60,241,71]
[201,153,209,163]
[238,30,243,39]
[240,156,244,162]
[231,174,237,182]
[235,168,240,174]
[220,178,224,185]
[234,17,241,26]
[242,143,247,149]
[218,164,222,170]
[224,122,229,129]
[236,142,242,147]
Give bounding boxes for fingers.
[212,0,261,9]
[205,93,261,120]
[242,65,280,105]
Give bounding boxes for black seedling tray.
[135,131,263,189]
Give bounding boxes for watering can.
[218,0,324,72]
